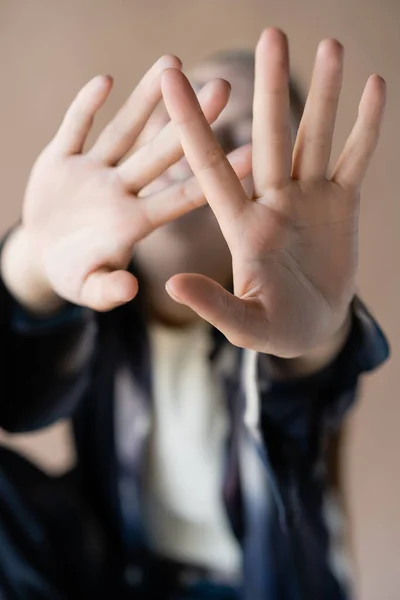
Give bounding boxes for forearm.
[0,237,96,432]
[257,297,389,466]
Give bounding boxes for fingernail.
[165,280,180,302]
[165,280,175,297]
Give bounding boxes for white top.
[142,321,242,576]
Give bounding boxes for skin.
[161,30,386,370]
[1,29,386,377]
[1,55,251,312]
[134,59,255,327]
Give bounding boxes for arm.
[0,231,96,432]
[0,58,250,433]
[258,297,389,461]
[160,27,388,475]
[161,38,387,597]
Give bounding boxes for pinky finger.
[80,269,138,311]
[52,75,113,155]
[332,75,386,188]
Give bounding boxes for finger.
[166,273,263,348]
[89,55,182,165]
[332,75,386,188]
[52,75,113,155]
[80,269,138,311]
[292,39,344,180]
[252,28,292,194]
[139,143,252,232]
[117,78,231,192]
[161,68,249,231]
[128,104,169,154]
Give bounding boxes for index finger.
[161,68,249,228]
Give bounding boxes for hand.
[162,29,386,358]
[2,56,251,313]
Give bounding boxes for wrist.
[268,309,353,379]
[1,226,64,315]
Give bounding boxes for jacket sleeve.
[256,297,390,470]
[0,246,98,433]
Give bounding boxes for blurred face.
[138,59,255,232]
[134,58,255,324]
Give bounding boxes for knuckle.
[197,145,225,172]
[301,131,329,150]
[176,179,201,208]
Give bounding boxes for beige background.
[0,1,398,598]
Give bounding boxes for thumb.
[166,273,258,348]
[81,269,138,311]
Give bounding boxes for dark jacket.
[0,258,389,599]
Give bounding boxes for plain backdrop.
[0,2,398,599]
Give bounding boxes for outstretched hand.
[4,56,251,313]
[163,29,386,357]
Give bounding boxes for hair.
[203,48,304,128]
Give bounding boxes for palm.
[21,57,250,311]
[227,181,358,354]
[162,29,385,356]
